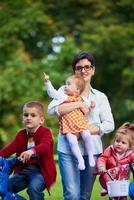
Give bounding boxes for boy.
[0,101,56,200]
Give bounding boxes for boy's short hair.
[23,101,44,116]
[72,51,95,71]
[70,75,85,94]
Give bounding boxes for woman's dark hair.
[72,51,95,71]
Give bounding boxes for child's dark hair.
[23,101,44,116]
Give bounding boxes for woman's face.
[74,58,95,83]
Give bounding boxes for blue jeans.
[8,165,45,200]
[58,151,99,200]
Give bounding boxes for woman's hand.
[89,125,100,135]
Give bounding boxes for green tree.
[0,0,134,146]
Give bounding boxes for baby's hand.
[80,102,89,115]
[44,72,49,82]
[90,101,95,108]
[88,101,95,112]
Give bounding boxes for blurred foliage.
[0,0,134,148]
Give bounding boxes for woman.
[47,51,114,200]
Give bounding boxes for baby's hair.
[118,122,134,132]
[23,101,44,116]
[69,75,85,94]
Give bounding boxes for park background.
[0,0,134,199]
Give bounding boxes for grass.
[19,164,111,200]
[19,157,131,199]
[45,164,108,200]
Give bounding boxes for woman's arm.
[58,101,89,116]
[99,94,115,136]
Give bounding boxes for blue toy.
[0,157,26,200]
[0,157,9,196]
[129,163,134,200]
[129,182,134,200]
[3,192,26,200]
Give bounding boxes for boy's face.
[22,106,44,132]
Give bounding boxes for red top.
[97,145,134,180]
[0,126,56,192]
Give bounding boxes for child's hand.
[98,166,107,174]
[19,149,35,163]
[88,101,95,112]
[90,101,95,109]
[79,102,89,115]
[44,72,49,82]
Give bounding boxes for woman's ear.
[92,67,95,76]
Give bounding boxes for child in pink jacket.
[97,122,134,199]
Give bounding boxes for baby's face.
[64,77,79,96]
[22,106,44,132]
[114,134,130,154]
